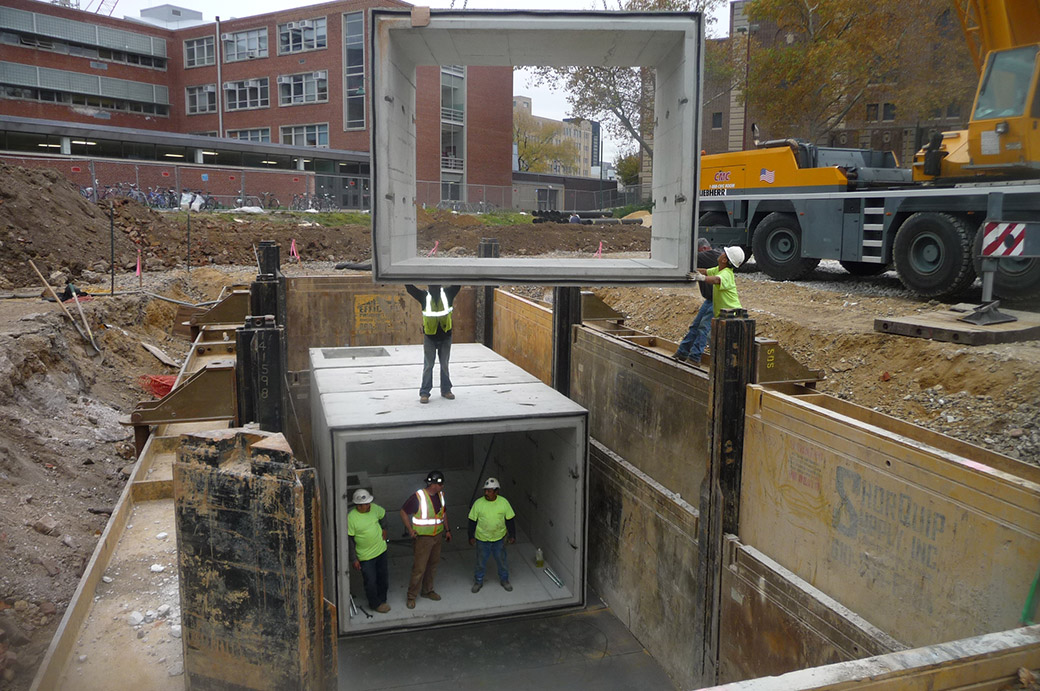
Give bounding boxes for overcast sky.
[98,0,734,162]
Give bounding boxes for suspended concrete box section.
[370,9,703,285]
[309,343,589,634]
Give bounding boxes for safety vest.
[422,288,453,336]
[412,489,446,536]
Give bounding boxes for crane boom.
[955,0,1040,73]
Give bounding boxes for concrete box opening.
[309,344,588,635]
[370,9,703,284]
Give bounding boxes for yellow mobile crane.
[698,0,1040,301]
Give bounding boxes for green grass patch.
[611,201,654,218]
[478,210,535,226]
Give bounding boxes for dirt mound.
[0,164,373,292]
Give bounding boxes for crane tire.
[893,212,975,300]
[972,225,1040,301]
[751,212,820,281]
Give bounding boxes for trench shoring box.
[310,343,588,634]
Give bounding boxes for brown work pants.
[407,533,442,600]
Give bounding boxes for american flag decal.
[982,221,1026,257]
[759,168,775,184]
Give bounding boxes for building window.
[185,36,215,67]
[344,12,365,130]
[0,84,168,115]
[226,127,271,142]
[946,103,961,119]
[224,78,269,110]
[711,111,722,129]
[223,29,268,62]
[866,103,879,122]
[278,17,327,54]
[281,123,329,147]
[882,103,896,121]
[278,71,329,105]
[186,85,217,114]
[441,70,464,124]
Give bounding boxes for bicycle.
[260,191,280,210]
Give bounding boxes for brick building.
[0,0,512,208]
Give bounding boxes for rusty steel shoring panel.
[120,362,238,457]
[695,308,756,686]
[174,429,337,689]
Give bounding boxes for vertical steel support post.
[981,192,1004,303]
[236,315,286,433]
[476,238,499,346]
[694,308,755,686]
[551,287,582,396]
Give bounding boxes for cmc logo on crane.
[713,171,732,182]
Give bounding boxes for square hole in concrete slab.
[370,9,703,285]
[321,346,391,360]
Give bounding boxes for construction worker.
[405,284,462,404]
[399,470,452,609]
[673,237,722,363]
[693,245,744,318]
[347,489,391,614]
[468,477,516,593]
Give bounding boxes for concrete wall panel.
[740,385,1040,648]
[587,440,700,689]
[571,325,710,500]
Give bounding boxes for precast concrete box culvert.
[309,343,588,634]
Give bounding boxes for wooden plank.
[874,307,1040,345]
[710,625,1040,690]
[740,385,1040,648]
[141,342,179,367]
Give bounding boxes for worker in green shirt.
[348,489,391,614]
[468,477,516,593]
[694,245,744,316]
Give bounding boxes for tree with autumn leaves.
[742,0,977,143]
[513,109,582,173]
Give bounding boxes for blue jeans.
[420,335,452,397]
[474,538,509,584]
[676,299,713,359]
[359,550,389,609]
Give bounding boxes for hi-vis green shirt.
[707,266,741,317]
[468,496,516,542]
[347,503,387,561]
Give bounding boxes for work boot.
[471,581,482,593]
[376,603,391,613]
[671,352,687,362]
[421,591,441,601]
[501,580,512,592]
[406,599,415,609]
[442,391,455,400]
[420,394,430,404]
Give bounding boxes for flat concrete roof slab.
[312,359,540,395]
[322,381,584,430]
[309,343,504,370]
[370,9,703,285]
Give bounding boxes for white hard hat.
[724,246,745,268]
[352,488,373,504]
[483,477,501,490]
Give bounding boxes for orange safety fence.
[137,374,177,398]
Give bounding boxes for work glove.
[688,272,706,282]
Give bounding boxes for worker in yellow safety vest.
[405,285,461,404]
[399,469,452,609]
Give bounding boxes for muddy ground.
[0,164,1038,687]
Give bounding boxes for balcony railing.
[441,155,463,171]
[441,106,463,124]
